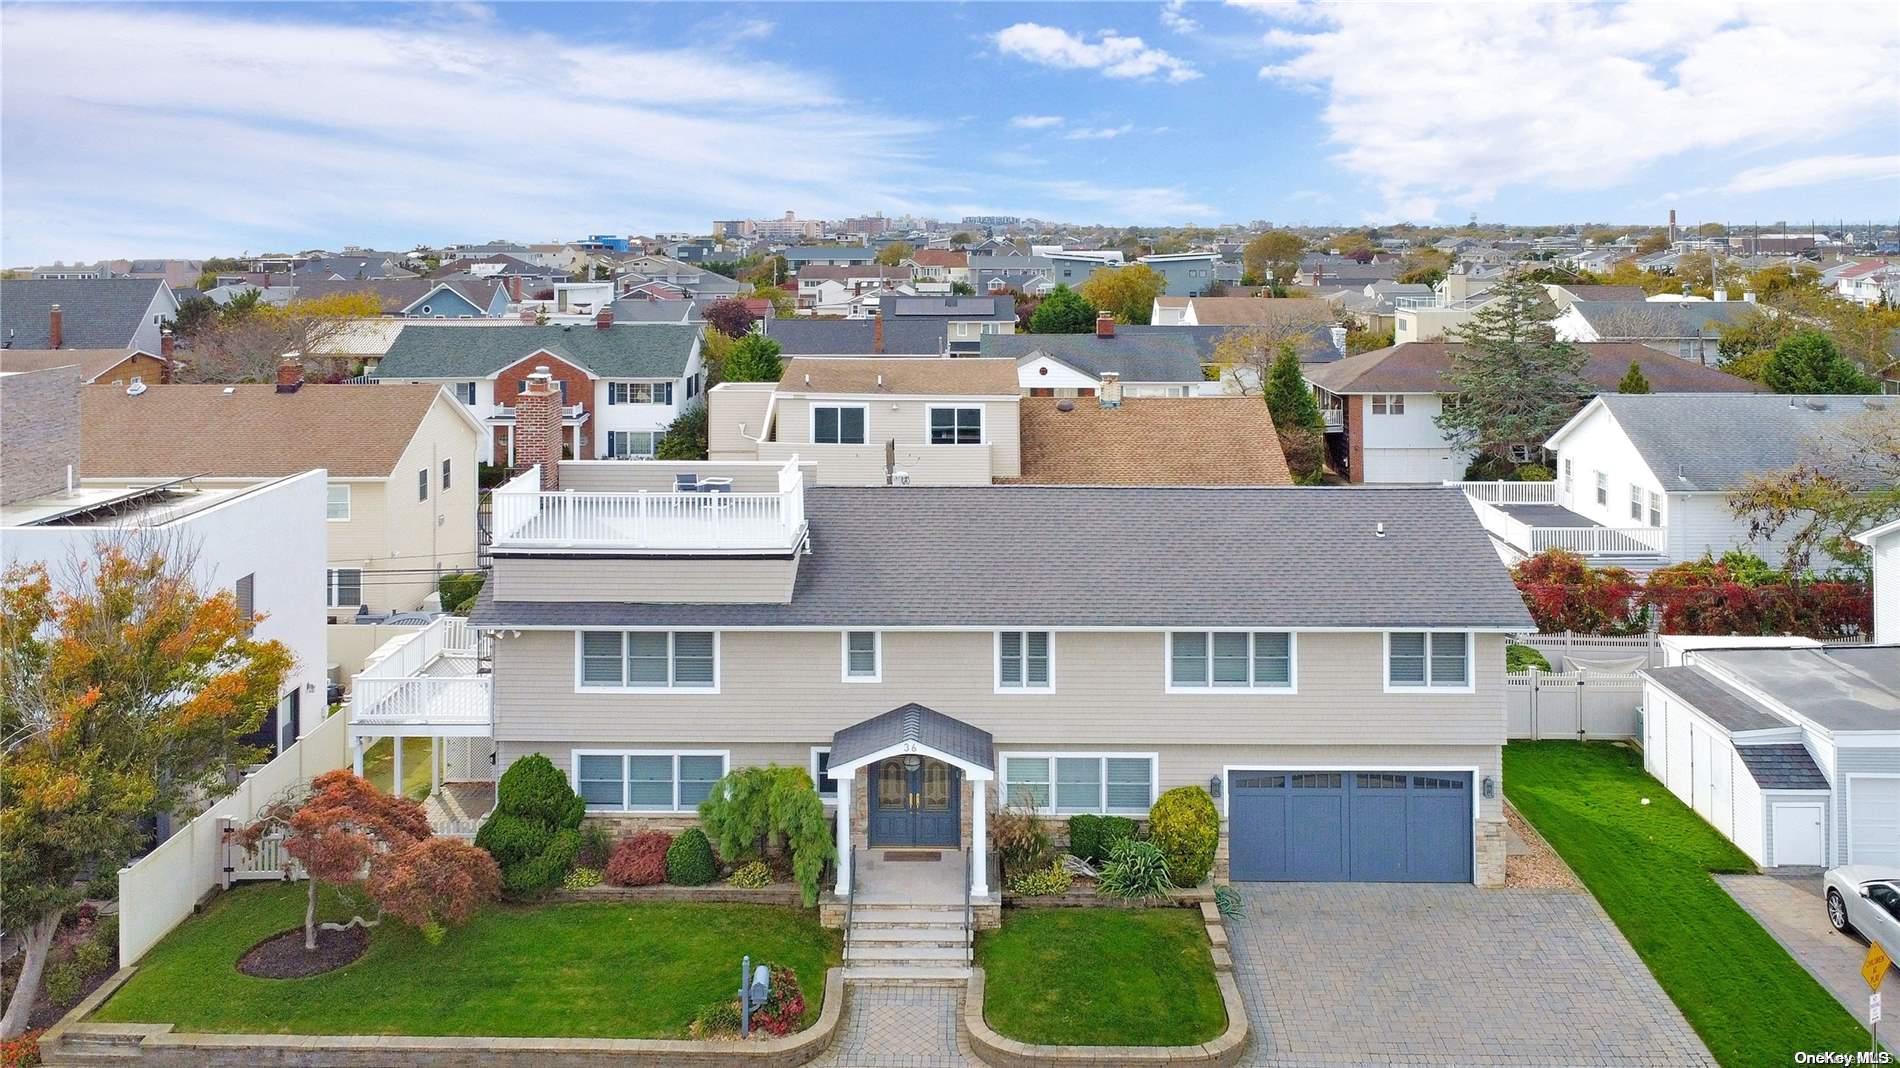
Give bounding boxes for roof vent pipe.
[1375,522,1386,539]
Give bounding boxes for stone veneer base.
[40,966,847,1068]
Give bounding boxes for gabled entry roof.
[829,703,994,777]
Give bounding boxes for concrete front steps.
[844,903,971,986]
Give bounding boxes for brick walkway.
[808,984,984,1068]
[1228,884,1714,1067]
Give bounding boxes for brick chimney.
[872,313,885,355]
[1095,311,1115,339]
[519,305,537,323]
[595,306,614,329]
[517,366,563,490]
[159,328,175,382]
[275,353,304,393]
[507,275,522,302]
[48,304,62,349]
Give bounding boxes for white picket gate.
[218,820,305,885]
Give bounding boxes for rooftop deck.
[489,458,808,553]
[1451,481,1667,562]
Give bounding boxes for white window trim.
[570,749,729,813]
[840,629,882,683]
[326,484,352,522]
[325,568,363,609]
[572,629,722,694]
[993,630,1054,694]
[999,751,1158,816]
[925,404,986,446]
[1382,630,1476,694]
[810,746,837,806]
[810,402,870,446]
[1163,630,1299,694]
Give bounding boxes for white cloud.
[1724,154,1900,195]
[1250,1,1900,219]
[1159,0,1199,34]
[993,22,1201,83]
[1010,114,1066,129]
[1065,124,1135,141]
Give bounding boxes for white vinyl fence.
[1506,669,1646,740]
[1516,631,1661,672]
[116,708,350,965]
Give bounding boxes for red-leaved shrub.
[604,831,672,887]
[749,965,807,1036]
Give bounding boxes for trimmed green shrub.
[501,829,580,897]
[71,939,111,976]
[727,861,772,889]
[696,765,834,905]
[495,754,586,829]
[1506,643,1552,672]
[1148,786,1219,888]
[1096,839,1176,900]
[477,754,587,899]
[666,827,718,886]
[474,811,551,868]
[437,573,484,615]
[1006,861,1073,897]
[42,959,85,1007]
[562,867,602,890]
[1068,814,1138,865]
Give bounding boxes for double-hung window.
[812,404,868,445]
[1562,458,1573,495]
[1168,631,1294,691]
[1594,471,1608,507]
[609,382,673,405]
[606,430,655,459]
[842,630,880,682]
[417,469,430,501]
[810,748,837,802]
[995,631,1052,691]
[326,484,351,521]
[1002,754,1155,814]
[1629,484,1644,521]
[326,568,362,609]
[574,751,726,811]
[454,382,477,406]
[1386,631,1471,690]
[1371,394,1405,415]
[1647,491,1663,528]
[577,631,718,690]
[442,459,452,491]
[928,405,983,445]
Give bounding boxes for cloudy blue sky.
[3,1,1897,263]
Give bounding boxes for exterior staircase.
[843,902,971,985]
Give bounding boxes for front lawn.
[975,907,1224,1046]
[1505,741,1871,1068]
[95,882,840,1038]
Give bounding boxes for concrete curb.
[41,966,847,1067]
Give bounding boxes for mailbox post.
[738,955,770,1038]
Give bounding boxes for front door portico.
[826,703,995,898]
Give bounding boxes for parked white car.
[1824,866,1900,955]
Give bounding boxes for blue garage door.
[1229,770,1472,882]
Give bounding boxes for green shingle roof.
[372,323,699,379]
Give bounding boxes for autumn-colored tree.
[370,837,503,943]
[1508,551,1642,634]
[1396,248,1453,286]
[1,543,291,1037]
[178,290,383,383]
[1242,231,1304,281]
[1730,407,1900,573]
[874,242,914,267]
[702,297,758,339]
[747,284,796,318]
[1077,264,1165,325]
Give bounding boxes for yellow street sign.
[1866,942,1892,992]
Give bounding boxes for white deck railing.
[1448,480,1558,504]
[1465,496,1666,558]
[490,458,807,551]
[349,617,491,731]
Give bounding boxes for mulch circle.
[237,925,369,979]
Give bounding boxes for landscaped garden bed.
[974,907,1227,1047]
[1505,741,1872,1068]
[90,881,841,1039]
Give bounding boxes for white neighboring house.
[0,366,327,760]
[1550,298,1759,365]
[1522,393,1894,568]
[1859,518,1900,644]
[1640,637,1900,870]
[1835,261,1900,308]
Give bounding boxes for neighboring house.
[293,251,416,281]
[1010,394,1291,485]
[766,317,950,356]
[1,277,181,353]
[1640,641,1900,869]
[982,317,1214,397]
[78,361,484,615]
[372,321,705,464]
[985,271,1055,297]
[709,357,1020,485]
[1308,341,1760,486]
[782,247,878,270]
[1500,392,1896,568]
[970,254,1052,294]
[1543,284,1648,311]
[1858,518,1900,643]
[1152,295,1338,334]
[1044,251,1121,284]
[1835,261,1900,308]
[1135,252,1221,297]
[288,278,511,318]
[1325,281,1434,337]
[905,249,972,286]
[794,266,913,314]
[1555,249,1625,274]
[0,343,174,385]
[875,295,1015,354]
[29,262,111,281]
[203,282,295,308]
[1552,298,1759,365]
[1295,256,1398,288]
[465,436,1532,909]
[0,365,325,760]
[110,258,206,289]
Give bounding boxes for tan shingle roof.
[1305,341,1763,395]
[0,348,158,382]
[80,383,451,478]
[908,249,969,268]
[1012,396,1292,485]
[778,358,1018,396]
[1187,297,1336,327]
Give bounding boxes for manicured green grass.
[1505,741,1873,1068]
[96,882,840,1038]
[975,907,1224,1046]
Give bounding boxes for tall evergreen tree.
[1617,361,1652,394]
[1762,328,1879,395]
[1264,341,1324,433]
[1434,273,1590,461]
[1026,284,1098,334]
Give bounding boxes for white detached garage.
[1641,645,1900,869]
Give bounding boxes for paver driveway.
[1228,884,1714,1067]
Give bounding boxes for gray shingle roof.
[472,485,1535,630]
[1589,394,1896,491]
[1642,666,1789,732]
[1117,324,1340,365]
[1,279,168,349]
[980,333,1205,384]
[880,295,1015,321]
[764,319,946,355]
[372,323,699,379]
[1569,300,1756,338]
[783,247,876,264]
[830,703,995,772]
[1734,744,1830,791]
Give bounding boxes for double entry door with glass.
[868,757,960,847]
